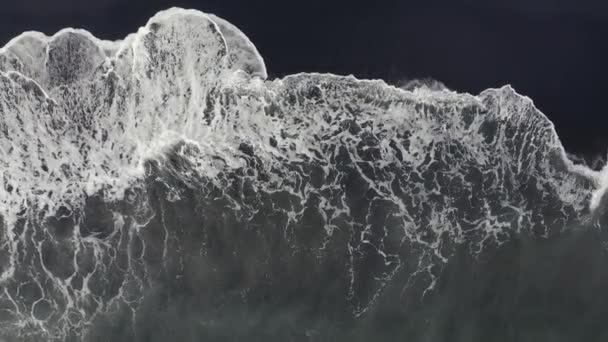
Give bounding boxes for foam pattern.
[0,7,605,340]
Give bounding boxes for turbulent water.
[1,8,608,342]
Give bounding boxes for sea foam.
[0,7,605,340]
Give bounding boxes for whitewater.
[0,8,607,341]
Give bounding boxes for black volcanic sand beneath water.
[369,227,608,342]
[74,199,608,342]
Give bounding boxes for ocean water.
[0,8,607,341]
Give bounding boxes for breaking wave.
[0,7,606,341]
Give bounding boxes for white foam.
[0,7,605,339]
